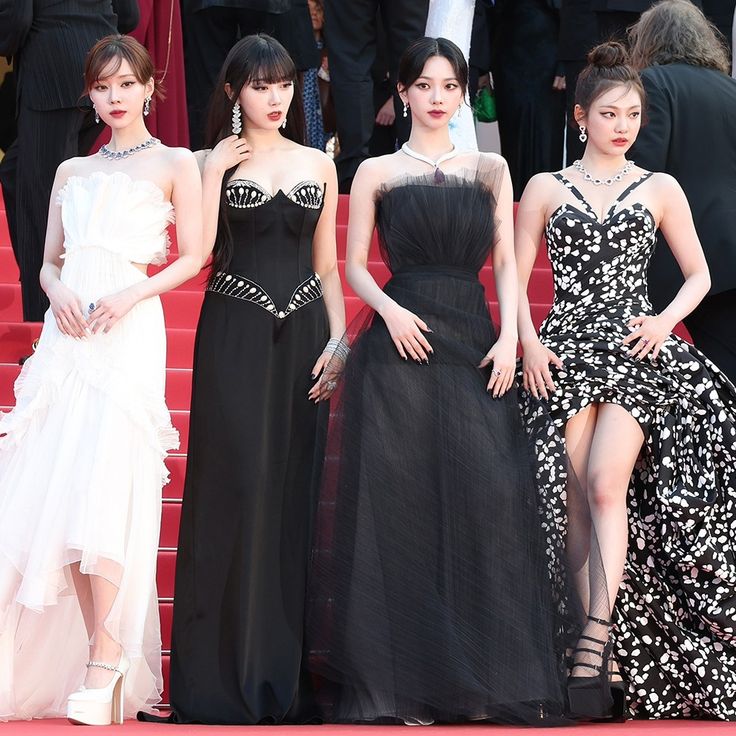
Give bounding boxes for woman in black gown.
[516,42,736,719]
[166,34,345,724]
[307,37,585,725]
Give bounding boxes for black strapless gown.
[307,164,578,725]
[167,180,329,724]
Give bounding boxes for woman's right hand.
[47,280,88,338]
[205,134,251,174]
[380,302,433,362]
[521,337,563,400]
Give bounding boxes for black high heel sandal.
[567,615,625,721]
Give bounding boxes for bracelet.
[325,337,350,362]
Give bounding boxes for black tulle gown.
[167,180,328,724]
[307,159,578,725]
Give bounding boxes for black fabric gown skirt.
[307,267,577,725]
[166,288,328,724]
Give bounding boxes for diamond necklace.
[573,159,635,186]
[99,136,160,161]
[401,142,458,183]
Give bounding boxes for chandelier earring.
[456,104,462,119]
[143,96,151,116]
[402,101,409,118]
[232,103,242,135]
[93,106,100,124]
[578,125,587,143]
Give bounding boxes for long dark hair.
[206,34,305,276]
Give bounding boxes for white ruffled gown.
[0,171,178,720]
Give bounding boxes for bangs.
[243,45,297,85]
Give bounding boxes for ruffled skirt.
[0,248,177,719]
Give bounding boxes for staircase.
[0,193,555,704]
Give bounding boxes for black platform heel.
[567,615,625,721]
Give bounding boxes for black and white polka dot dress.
[532,172,736,719]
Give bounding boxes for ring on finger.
[493,369,502,376]
[326,380,337,390]
[641,338,649,345]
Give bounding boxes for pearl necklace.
[573,159,635,186]
[401,142,458,183]
[99,136,160,161]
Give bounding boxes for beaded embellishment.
[208,271,323,319]
[225,179,324,210]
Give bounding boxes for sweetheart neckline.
[547,201,656,229]
[225,178,323,200]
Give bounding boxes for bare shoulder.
[55,156,87,183]
[648,171,679,191]
[353,152,399,188]
[522,171,560,201]
[476,150,508,171]
[192,148,211,174]
[160,145,197,168]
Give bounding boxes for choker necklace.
[401,142,458,183]
[573,159,634,186]
[99,136,160,161]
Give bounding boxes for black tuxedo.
[0,0,138,322]
[630,63,736,381]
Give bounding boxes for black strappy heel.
[567,615,625,721]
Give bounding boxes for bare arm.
[479,158,517,397]
[199,136,251,265]
[308,155,346,402]
[514,173,563,399]
[623,175,710,361]
[345,159,433,363]
[39,160,90,338]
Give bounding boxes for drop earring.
[578,125,587,143]
[232,103,242,135]
[143,96,151,116]
[402,102,409,118]
[94,106,100,124]
[281,116,287,129]
[455,105,462,119]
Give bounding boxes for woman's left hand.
[622,314,674,362]
[479,334,517,398]
[88,288,139,335]
[308,349,340,403]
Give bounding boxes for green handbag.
[473,86,497,123]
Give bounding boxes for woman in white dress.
[0,35,202,724]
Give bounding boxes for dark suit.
[181,0,292,150]
[630,63,736,382]
[324,0,429,192]
[0,0,138,322]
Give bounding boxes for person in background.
[629,0,736,384]
[323,0,429,192]
[0,0,139,323]
[181,0,290,150]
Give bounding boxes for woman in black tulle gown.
[307,37,581,725]
[164,35,345,724]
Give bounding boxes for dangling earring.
[578,125,587,143]
[402,102,409,118]
[143,96,151,116]
[94,106,100,124]
[232,103,242,135]
[455,105,462,119]
[281,116,287,129]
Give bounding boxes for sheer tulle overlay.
[0,172,177,719]
[528,172,736,718]
[307,160,602,724]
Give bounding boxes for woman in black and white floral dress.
[516,42,736,720]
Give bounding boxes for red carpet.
[4,719,735,734]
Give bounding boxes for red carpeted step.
[160,600,173,651]
[163,455,187,500]
[0,245,17,279]
[157,549,177,598]
[160,501,182,549]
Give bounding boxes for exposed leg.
[572,403,644,680]
[69,563,94,641]
[83,574,123,689]
[564,404,598,615]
